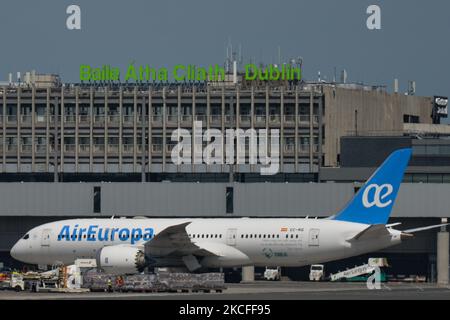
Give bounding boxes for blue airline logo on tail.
[334,148,412,225]
[362,184,393,208]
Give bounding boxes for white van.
[309,265,325,281]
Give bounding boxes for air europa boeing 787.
[10,149,446,274]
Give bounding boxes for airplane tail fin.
[333,148,412,225]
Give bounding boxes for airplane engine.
[97,246,146,275]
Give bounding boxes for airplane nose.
[10,242,21,261]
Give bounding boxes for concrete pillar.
[437,231,449,286]
[2,87,7,173]
[133,87,137,172]
[309,86,314,172]
[119,87,123,173]
[162,87,166,172]
[241,266,255,283]
[103,87,108,173]
[141,96,146,182]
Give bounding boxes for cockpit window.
[22,234,30,240]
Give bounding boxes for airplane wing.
[347,224,391,242]
[143,222,215,257]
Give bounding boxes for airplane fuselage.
[11,217,402,268]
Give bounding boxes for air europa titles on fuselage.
[57,225,154,245]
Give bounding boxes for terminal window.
[403,114,420,123]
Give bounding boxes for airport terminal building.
[1,75,449,282]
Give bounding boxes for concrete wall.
[0,182,449,218]
[101,183,226,216]
[323,87,432,166]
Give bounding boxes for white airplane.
[10,148,446,274]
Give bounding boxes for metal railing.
[210,115,221,124]
[239,115,251,124]
[93,115,105,123]
[122,144,134,153]
[298,144,319,153]
[21,115,32,123]
[181,115,192,124]
[6,144,17,152]
[255,115,266,124]
[284,144,295,153]
[195,115,207,123]
[151,144,163,153]
[166,144,176,153]
[64,144,76,152]
[151,115,163,123]
[35,145,47,153]
[108,144,119,152]
[167,115,178,123]
[6,115,17,123]
[123,115,134,123]
[269,115,280,124]
[225,115,235,124]
[79,144,90,153]
[284,115,296,123]
[20,144,33,152]
[298,115,319,124]
[35,115,46,123]
[79,115,90,123]
[108,115,120,124]
[93,144,105,153]
[64,115,76,123]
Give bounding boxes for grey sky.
[1,1,449,105]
